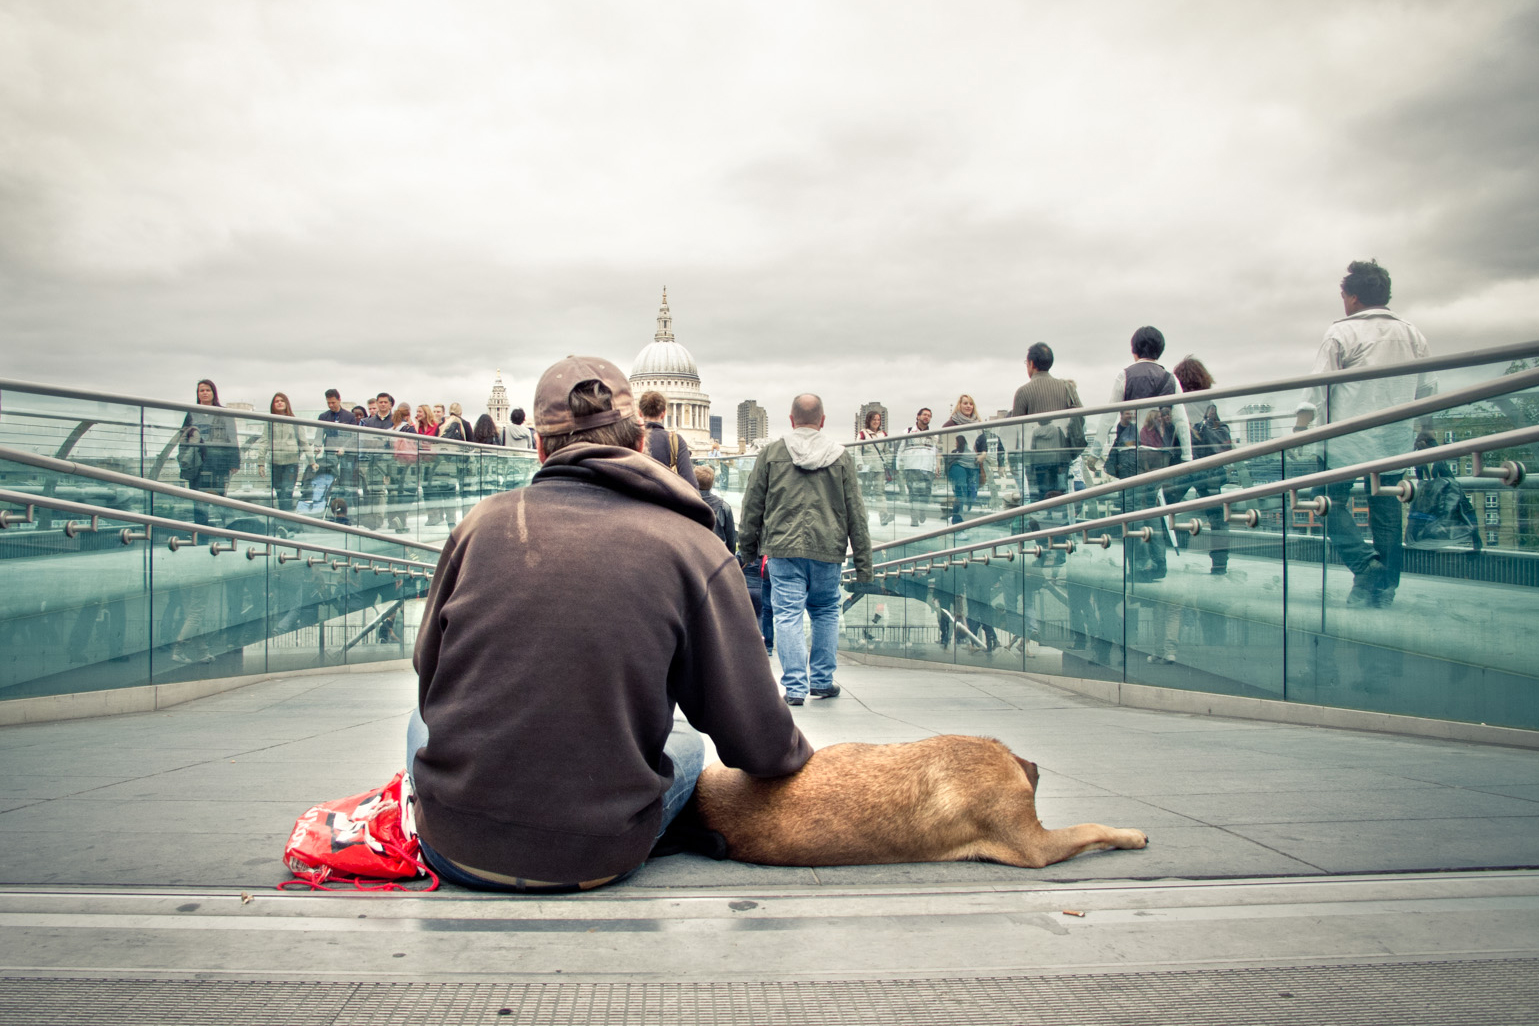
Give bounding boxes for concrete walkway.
[1,661,1537,1018]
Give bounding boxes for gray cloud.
[2,1,1535,434]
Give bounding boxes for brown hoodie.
[413,443,811,883]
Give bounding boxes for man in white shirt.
[896,408,939,526]
[1298,259,1433,608]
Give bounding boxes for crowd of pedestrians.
[173,384,539,530]
[835,258,1432,664]
[174,257,1430,683]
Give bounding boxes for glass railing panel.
[148,523,261,684]
[0,507,153,700]
[1284,373,1539,724]
[418,437,471,538]
[850,440,900,546]
[341,528,415,667]
[1058,492,1127,681]
[0,388,144,470]
[972,544,1028,671]
[710,456,751,504]
[0,391,151,519]
[1131,471,1288,699]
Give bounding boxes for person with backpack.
[1101,327,1192,583]
[638,390,699,492]
[1170,357,1232,575]
[694,465,737,553]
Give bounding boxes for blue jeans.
[759,568,775,649]
[768,556,842,697]
[405,709,705,891]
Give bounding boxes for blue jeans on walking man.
[768,556,842,700]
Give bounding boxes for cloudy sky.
[3,0,1536,436]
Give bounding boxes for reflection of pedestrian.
[1299,259,1433,608]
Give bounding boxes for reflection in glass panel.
[0,508,151,699]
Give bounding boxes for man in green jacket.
[739,394,874,706]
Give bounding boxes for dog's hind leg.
[972,822,1147,869]
[1030,823,1149,867]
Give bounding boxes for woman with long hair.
[855,409,894,527]
[178,379,241,525]
[256,392,311,513]
[414,404,439,437]
[472,413,501,446]
[1168,356,1231,577]
[941,394,981,524]
[469,412,503,501]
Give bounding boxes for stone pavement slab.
[1,659,1537,893]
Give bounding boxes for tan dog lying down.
[695,735,1148,868]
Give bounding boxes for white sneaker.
[1025,639,1040,657]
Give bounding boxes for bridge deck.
[1,660,1537,1017]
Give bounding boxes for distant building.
[628,288,713,451]
[854,401,890,438]
[1238,403,1274,446]
[709,415,722,443]
[737,399,769,448]
[487,371,510,435]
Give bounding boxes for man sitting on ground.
[409,356,811,891]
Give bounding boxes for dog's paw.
[1118,829,1149,850]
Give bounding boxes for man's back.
[414,445,807,883]
[1011,372,1077,417]
[739,431,872,576]
[1312,308,1432,466]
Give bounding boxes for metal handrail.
[844,338,1539,447]
[0,444,444,554]
[847,425,1538,579]
[0,489,440,574]
[872,363,1539,554]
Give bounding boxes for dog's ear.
[1013,755,1040,791]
